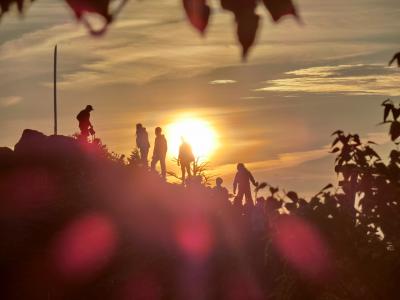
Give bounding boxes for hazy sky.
[0,0,399,196]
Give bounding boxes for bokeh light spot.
[175,216,214,260]
[53,213,118,281]
[270,215,332,280]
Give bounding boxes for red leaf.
[65,0,127,35]
[236,11,260,59]
[262,0,299,22]
[0,0,31,16]
[65,0,112,21]
[220,0,259,59]
[220,0,251,12]
[183,0,211,34]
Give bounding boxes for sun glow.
[165,117,219,160]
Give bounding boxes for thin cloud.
[241,96,264,100]
[209,80,237,85]
[0,96,22,107]
[255,64,400,96]
[216,146,331,176]
[365,132,389,145]
[214,130,389,177]
[0,8,242,90]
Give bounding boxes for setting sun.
[165,117,219,160]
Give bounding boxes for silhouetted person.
[233,163,258,207]
[178,138,195,183]
[151,127,168,178]
[136,123,150,166]
[213,177,229,203]
[389,52,400,67]
[76,105,95,141]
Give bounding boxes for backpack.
[76,110,85,122]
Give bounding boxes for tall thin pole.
[54,44,58,135]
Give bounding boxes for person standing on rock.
[76,105,95,141]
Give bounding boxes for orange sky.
[0,0,399,197]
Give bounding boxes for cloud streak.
[216,146,331,177]
[256,64,400,96]
[209,80,237,85]
[0,96,22,107]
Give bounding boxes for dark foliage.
[0,0,299,58]
[1,103,400,299]
[381,99,400,142]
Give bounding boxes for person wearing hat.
[76,105,95,140]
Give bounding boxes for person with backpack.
[136,123,150,166]
[151,127,168,178]
[178,138,195,183]
[76,105,94,141]
[233,163,258,207]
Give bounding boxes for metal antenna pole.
[54,44,58,135]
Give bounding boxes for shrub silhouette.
[167,156,216,186]
[0,102,400,299]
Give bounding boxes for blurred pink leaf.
[183,0,211,34]
[262,0,299,22]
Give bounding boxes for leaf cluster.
[255,100,400,298]
[0,0,299,59]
